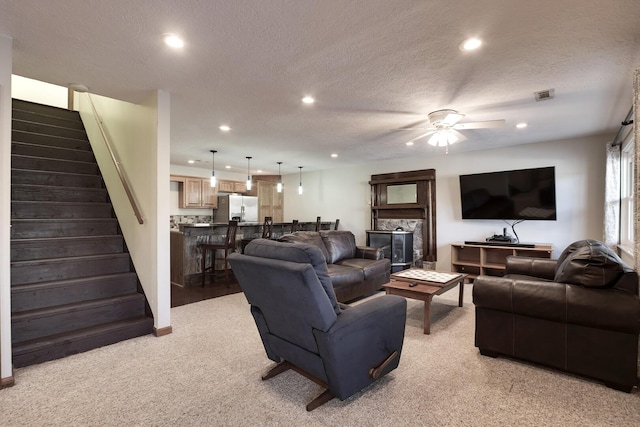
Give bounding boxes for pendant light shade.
[210,150,217,188]
[276,162,283,193]
[246,156,252,191]
[298,166,303,195]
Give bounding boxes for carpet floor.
[2,284,639,426]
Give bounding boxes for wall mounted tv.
[459,166,557,220]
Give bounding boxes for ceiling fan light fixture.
[428,130,459,147]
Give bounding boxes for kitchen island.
[170,221,336,286]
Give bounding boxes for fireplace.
[366,230,414,272]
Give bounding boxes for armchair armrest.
[313,295,406,400]
[506,256,557,280]
[356,246,384,260]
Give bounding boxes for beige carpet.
[2,284,639,426]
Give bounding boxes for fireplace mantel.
[369,169,437,262]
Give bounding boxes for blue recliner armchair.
[228,239,407,411]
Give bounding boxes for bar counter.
[170,221,335,286]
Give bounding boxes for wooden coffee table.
[383,269,467,334]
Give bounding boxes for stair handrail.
[86,93,144,224]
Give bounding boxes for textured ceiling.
[1,0,639,174]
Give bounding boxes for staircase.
[10,99,154,368]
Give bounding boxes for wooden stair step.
[11,235,124,261]
[12,184,107,202]
[12,141,96,163]
[12,293,147,344]
[11,168,103,188]
[12,118,89,140]
[11,253,132,285]
[11,218,118,239]
[12,108,85,130]
[12,316,154,368]
[11,272,139,313]
[12,130,91,151]
[11,155,98,175]
[12,99,81,121]
[11,201,113,219]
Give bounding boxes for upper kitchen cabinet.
[171,175,218,209]
[217,179,255,195]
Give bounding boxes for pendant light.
[276,162,283,193]
[246,156,252,191]
[298,166,303,195]
[209,150,217,188]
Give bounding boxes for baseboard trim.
[1,375,15,389]
[153,326,173,337]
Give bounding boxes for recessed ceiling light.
[225,165,231,169]
[163,33,184,49]
[302,96,315,104]
[406,141,414,146]
[459,37,482,52]
[188,160,195,164]
[516,122,528,129]
[219,125,231,132]
[331,153,338,158]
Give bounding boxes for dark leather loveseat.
[279,231,390,302]
[473,239,640,392]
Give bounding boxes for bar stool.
[291,219,300,232]
[315,216,321,232]
[200,220,238,286]
[262,216,273,239]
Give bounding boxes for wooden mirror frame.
[369,169,437,262]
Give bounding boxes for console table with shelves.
[450,242,553,280]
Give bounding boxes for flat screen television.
[459,167,557,220]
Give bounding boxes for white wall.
[0,34,13,383]
[11,75,67,108]
[284,134,609,270]
[77,92,171,331]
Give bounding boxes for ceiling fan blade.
[442,112,464,126]
[407,130,435,143]
[450,129,467,143]
[453,119,505,130]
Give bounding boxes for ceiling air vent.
[534,89,555,102]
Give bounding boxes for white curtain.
[634,68,640,273]
[604,142,620,248]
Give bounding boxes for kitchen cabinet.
[175,176,217,209]
[257,181,283,222]
[217,179,253,195]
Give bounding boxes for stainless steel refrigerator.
[214,194,259,223]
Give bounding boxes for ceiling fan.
[403,109,505,147]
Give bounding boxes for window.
[620,135,634,251]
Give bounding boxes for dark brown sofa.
[279,231,390,302]
[473,239,640,392]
